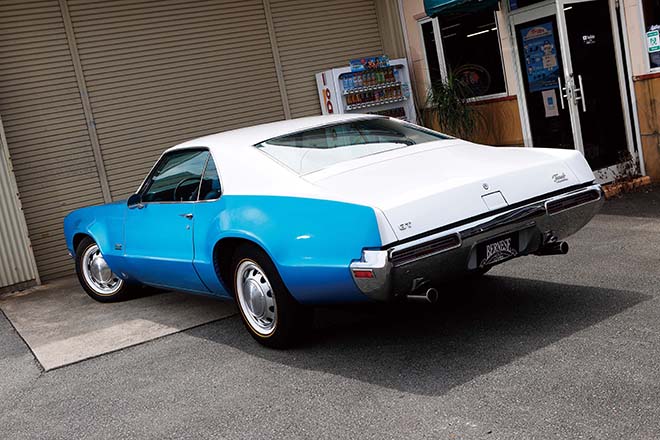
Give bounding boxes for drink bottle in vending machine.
[315,57,417,124]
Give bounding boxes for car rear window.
[255,118,449,174]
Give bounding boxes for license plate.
[476,232,520,269]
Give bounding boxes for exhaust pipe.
[407,287,439,304]
[535,241,569,256]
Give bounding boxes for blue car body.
[64,195,382,303]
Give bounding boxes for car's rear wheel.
[75,237,132,302]
[232,243,309,348]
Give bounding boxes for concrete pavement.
[0,277,236,370]
[0,186,659,439]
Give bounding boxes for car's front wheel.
[75,237,132,302]
[232,243,310,348]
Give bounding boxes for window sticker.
[648,30,660,53]
[520,22,560,93]
[542,89,559,118]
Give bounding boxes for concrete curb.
[603,176,652,200]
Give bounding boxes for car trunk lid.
[304,141,583,241]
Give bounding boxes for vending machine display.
[315,57,417,124]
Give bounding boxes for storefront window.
[438,11,506,98]
[420,20,443,85]
[643,0,660,69]
[420,11,507,99]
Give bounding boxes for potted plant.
[423,74,480,140]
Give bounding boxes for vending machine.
[315,57,417,124]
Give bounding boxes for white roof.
[159,114,383,200]
[167,114,378,152]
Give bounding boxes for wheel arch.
[212,236,271,295]
[72,232,94,256]
[197,196,384,304]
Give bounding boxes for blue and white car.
[64,115,603,347]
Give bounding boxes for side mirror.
[127,193,143,209]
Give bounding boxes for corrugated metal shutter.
[67,0,286,200]
[270,0,384,118]
[0,0,105,280]
[0,116,39,289]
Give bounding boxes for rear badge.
[553,173,568,183]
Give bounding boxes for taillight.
[352,269,374,279]
[546,189,601,215]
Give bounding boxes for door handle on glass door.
[576,74,586,112]
[180,213,193,219]
[557,76,566,110]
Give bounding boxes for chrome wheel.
[81,244,123,296]
[235,260,277,335]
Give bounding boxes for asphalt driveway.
[1,186,659,439]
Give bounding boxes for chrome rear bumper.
[350,183,603,301]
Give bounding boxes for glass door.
[511,0,634,174]
[514,11,575,149]
[559,0,630,170]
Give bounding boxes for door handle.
[557,76,566,110]
[574,74,587,113]
[180,213,193,219]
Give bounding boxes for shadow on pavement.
[190,275,650,397]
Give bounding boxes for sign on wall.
[648,30,660,53]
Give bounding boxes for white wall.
[623,0,653,76]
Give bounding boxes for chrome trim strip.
[460,204,545,239]
[390,233,462,267]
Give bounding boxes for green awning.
[424,0,498,16]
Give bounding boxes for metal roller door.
[270,0,384,118]
[67,0,286,200]
[0,0,105,280]
[0,116,40,289]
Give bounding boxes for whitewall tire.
[231,243,311,348]
[75,237,132,302]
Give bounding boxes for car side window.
[198,156,221,201]
[142,149,209,203]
